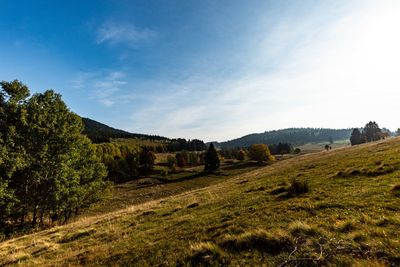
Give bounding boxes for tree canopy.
[249,144,275,162]
[0,80,107,227]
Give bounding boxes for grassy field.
[1,138,400,266]
[297,139,350,153]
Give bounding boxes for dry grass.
[1,138,400,266]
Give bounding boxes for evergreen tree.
[396,128,400,136]
[204,143,220,172]
[350,128,363,146]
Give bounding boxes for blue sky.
[1,0,400,141]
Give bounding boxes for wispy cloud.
[96,21,156,46]
[72,70,127,107]
[126,1,400,141]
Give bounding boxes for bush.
[249,144,275,162]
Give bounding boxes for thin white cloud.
[96,21,156,46]
[72,70,127,107]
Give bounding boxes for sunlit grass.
[1,138,400,266]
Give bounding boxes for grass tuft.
[288,221,319,237]
[185,242,227,266]
[219,229,292,255]
[287,178,309,196]
[335,220,356,233]
[59,229,96,243]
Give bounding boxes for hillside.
[1,138,400,266]
[82,117,169,143]
[215,128,353,148]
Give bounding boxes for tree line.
[350,121,390,146]
[216,128,353,148]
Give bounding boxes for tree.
[350,128,363,146]
[139,148,156,175]
[362,121,382,142]
[204,143,220,173]
[176,151,188,168]
[0,80,107,226]
[236,149,246,161]
[249,144,275,163]
[396,128,400,136]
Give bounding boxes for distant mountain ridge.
[82,117,169,143]
[214,128,354,148]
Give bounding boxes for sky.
[0,0,399,141]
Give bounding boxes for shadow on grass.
[221,161,267,171]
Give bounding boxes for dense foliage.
[249,144,275,162]
[350,122,389,146]
[269,143,294,155]
[0,80,107,228]
[94,142,140,183]
[204,144,220,173]
[167,138,207,152]
[216,128,353,148]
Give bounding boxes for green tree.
[166,155,177,172]
[350,128,363,146]
[249,144,275,163]
[362,121,382,142]
[139,148,156,176]
[176,151,188,168]
[1,80,107,226]
[396,128,400,136]
[204,144,220,173]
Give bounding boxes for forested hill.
[82,117,169,143]
[215,128,353,148]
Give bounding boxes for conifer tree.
[204,143,220,173]
[350,128,363,146]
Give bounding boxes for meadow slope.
[1,138,400,266]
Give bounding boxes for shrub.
[249,144,275,162]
